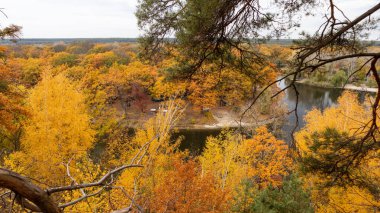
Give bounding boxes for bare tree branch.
[46,164,143,195]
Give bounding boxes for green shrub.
[330,70,347,87]
[311,71,328,82]
[367,77,378,88]
[231,179,257,212]
[252,174,314,213]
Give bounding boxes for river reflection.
[172,129,221,155]
[279,79,342,140]
[279,79,370,139]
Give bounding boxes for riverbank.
[175,109,276,130]
[127,108,276,130]
[295,79,378,93]
[120,101,277,130]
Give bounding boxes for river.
[176,79,370,154]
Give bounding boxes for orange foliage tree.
[0,58,28,151]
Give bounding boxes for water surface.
[178,79,369,153]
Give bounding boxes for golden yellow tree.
[6,72,95,186]
[296,91,380,212]
[105,100,184,209]
[199,130,242,191]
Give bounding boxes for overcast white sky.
[0,0,379,38]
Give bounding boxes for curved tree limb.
[0,168,61,213]
[46,164,143,194]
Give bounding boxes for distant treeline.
[1,38,380,46]
[0,38,139,45]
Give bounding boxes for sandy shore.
[175,109,276,129]
[343,84,377,93]
[295,79,378,93]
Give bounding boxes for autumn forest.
[0,0,380,212]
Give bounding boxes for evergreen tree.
[252,174,314,213]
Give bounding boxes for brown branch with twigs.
[46,165,144,195]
